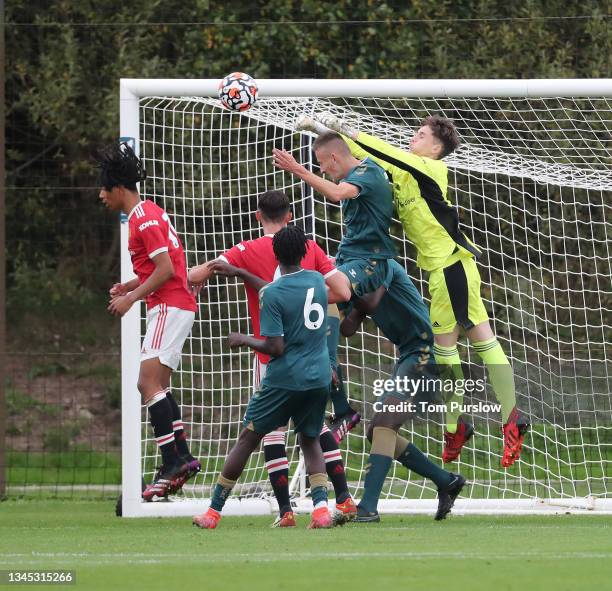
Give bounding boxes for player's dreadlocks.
[273,225,308,267]
[95,142,147,191]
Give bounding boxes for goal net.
[119,79,612,517]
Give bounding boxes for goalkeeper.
[298,114,528,467]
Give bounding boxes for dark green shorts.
[379,352,440,405]
[335,255,390,300]
[243,385,330,437]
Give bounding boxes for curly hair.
[272,225,308,267]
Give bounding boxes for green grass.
[1,500,611,590]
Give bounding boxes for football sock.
[395,436,453,489]
[433,343,464,433]
[358,427,395,513]
[359,454,392,514]
[210,475,236,512]
[327,306,341,368]
[263,430,291,517]
[320,426,350,504]
[146,390,178,467]
[165,389,191,457]
[327,307,352,417]
[472,338,516,422]
[309,473,329,509]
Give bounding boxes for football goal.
[118,78,612,517]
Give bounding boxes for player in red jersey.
[189,190,359,526]
[96,143,200,501]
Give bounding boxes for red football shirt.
[219,234,337,363]
[127,200,197,312]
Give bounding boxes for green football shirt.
[371,260,433,359]
[336,157,396,261]
[259,269,331,390]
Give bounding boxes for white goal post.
[119,78,612,518]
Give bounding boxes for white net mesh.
[137,93,611,507]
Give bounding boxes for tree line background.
[6,0,610,350]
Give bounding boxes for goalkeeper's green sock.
[472,338,516,422]
[433,343,465,433]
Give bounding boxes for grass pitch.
[1,500,611,591]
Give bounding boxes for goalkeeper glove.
[296,113,358,139]
[317,113,358,139]
[295,115,329,135]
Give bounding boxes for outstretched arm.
[298,114,434,180]
[208,260,268,292]
[188,261,215,285]
[272,148,358,203]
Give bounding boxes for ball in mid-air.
[218,72,258,111]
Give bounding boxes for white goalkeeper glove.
[316,113,358,139]
[296,113,358,139]
[295,115,329,136]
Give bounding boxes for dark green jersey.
[259,269,331,390]
[337,158,396,261]
[371,260,433,359]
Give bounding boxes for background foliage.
[6,1,610,348]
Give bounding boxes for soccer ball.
[218,72,258,111]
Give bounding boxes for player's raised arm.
[272,147,358,203]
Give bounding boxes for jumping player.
[341,260,466,522]
[298,115,529,468]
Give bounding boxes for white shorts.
[252,356,267,394]
[141,304,195,371]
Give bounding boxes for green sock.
[397,443,452,489]
[311,485,328,508]
[433,343,464,433]
[327,313,340,368]
[358,453,392,513]
[472,338,516,422]
[327,314,351,416]
[210,480,234,512]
